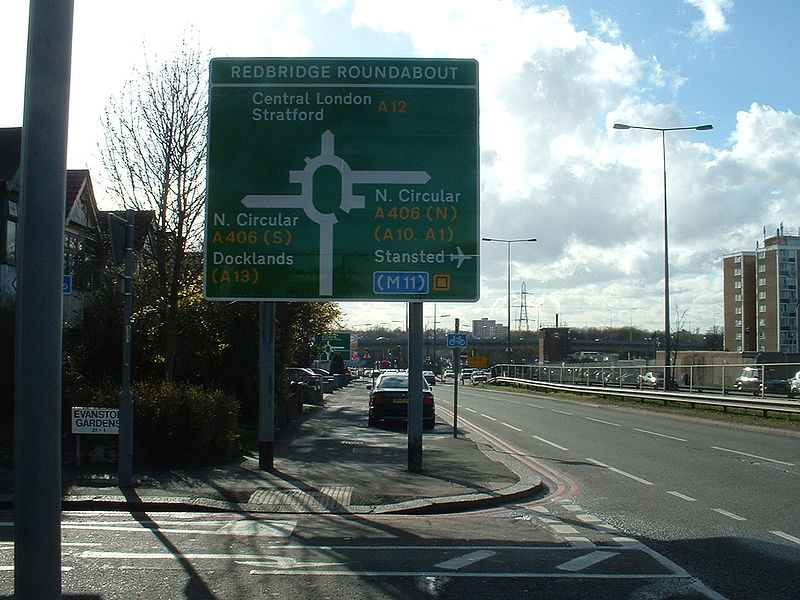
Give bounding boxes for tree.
[100,39,207,381]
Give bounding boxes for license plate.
[394,398,408,404]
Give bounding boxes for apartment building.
[471,317,508,339]
[723,230,800,353]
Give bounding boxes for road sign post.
[205,57,479,302]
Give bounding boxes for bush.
[85,380,240,466]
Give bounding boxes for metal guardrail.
[491,376,800,419]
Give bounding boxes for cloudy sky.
[3,0,799,335]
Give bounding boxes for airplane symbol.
[449,246,473,269]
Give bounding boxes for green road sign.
[205,57,479,301]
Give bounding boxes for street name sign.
[205,57,479,301]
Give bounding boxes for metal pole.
[506,241,512,365]
[452,318,460,437]
[14,1,74,597]
[662,129,671,387]
[408,302,423,472]
[259,302,276,470]
[118,210,135,486]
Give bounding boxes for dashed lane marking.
[667,491,697,502]
[587,458,654,485]
[634,428,687,442]
[502,423,523,432]
[771,531,800,545]
[711,446,795,466]
[480,414,498,421]
[712,508,747,521]
[584,417,621,427]
[532,435,569,451]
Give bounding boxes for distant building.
[723,228,799,353]
[472,317,508,339]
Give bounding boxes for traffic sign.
[205,57,479,301]
[446,333,468,348]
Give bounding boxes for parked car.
[442,370,454,382]
[460,368,475,383]
[368,372,435,429]
[733,367,788,395]
[787,371,800,399]
[471,370,488,385]
[637,370,678,390]
[423,370,436,386]
[287,367,321,386]
[308,367,336,393]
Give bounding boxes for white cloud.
[684,0,733,39]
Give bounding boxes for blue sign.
[63,275,73,295]
[446,333,468,348]
[373,271,429,295]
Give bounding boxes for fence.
[490,362,800,397]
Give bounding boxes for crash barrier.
[490,362,800,398]
[490,374,800,419]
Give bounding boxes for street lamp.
[431,305,450,374]
[612,122,712,379]
[481,237,538,364]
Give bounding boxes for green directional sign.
[205,57,479,301]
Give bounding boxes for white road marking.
[551,524,580,534]
[556,550,618,572]
[771,531,800,545]
[434,550,497,570]
[711,446,795,466]
[464,407,477,412]
[634,428,687,442]
[584,417,620,427]
[587,458,654,485]
[712,508,747,521]
[667,491,697,502]
[532,435,569,451]
[551,409,573,415]
[576,514,602,524]
[64,520,296,537]
[502,423,523,432]
[480,414,498,421]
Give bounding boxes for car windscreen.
[375,375,431,391]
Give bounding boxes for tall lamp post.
[482,237,537,364]
[612,122,712,379]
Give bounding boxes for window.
[759,305,767,313]
[758,250,766,259]
[735,306,742,314]
[758,278,766,286]
[759,332,767,340]
[735,294,742,301]
[758,291,767,300]
[734,255,742,263]
[735,332,742,340]
[734,268,741,276]
[734,281,742,288]
[735,319,742,327]
[758,264,766,273]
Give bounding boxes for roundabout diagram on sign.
[242,130,430,296]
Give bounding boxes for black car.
[368,372,435,429]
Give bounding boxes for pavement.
[0,379,544,515]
